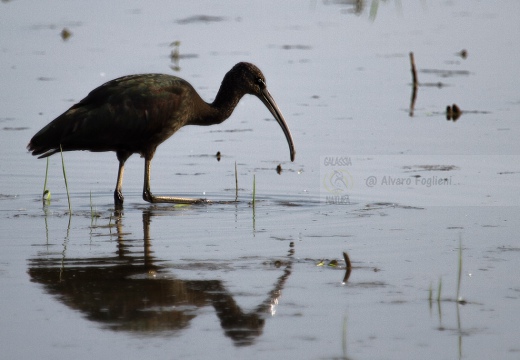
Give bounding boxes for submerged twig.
[409,52,418,117]
[342,251,352,283]
[410,52,418,87]
[343,251,352,269]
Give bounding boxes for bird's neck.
[191,77,245,126]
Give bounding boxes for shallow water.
[1,1,520,359]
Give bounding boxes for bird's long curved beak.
[259,88,296,162]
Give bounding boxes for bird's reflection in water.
[28,209,293,346]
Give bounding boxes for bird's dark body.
[28,62,295,206]
[29,74,205,159]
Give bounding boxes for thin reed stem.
[456,237,463,301]
[437,277,442,303]
[235,161,238,202]
[42,157,51,204]
[59,145,71,213]
[252,174,256,207]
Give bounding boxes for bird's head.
[226,62,296,162]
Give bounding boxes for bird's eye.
[256,78,265,88]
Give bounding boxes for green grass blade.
[90,190,95,227]
[457,237,463,301]
[42,157,51,204]
[235,161,238,202]
[342,314,348,357]
[252,174,256,232]
[59,145,71,213]
[43,157,49,196]
[437,277,442,303]
[252,174,256,207]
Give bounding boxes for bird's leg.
[114,160,125,207]
[114,151,130,207]
[142,156,209,204]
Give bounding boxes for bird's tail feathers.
[26,140,60,158]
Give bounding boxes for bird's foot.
[143,190,210,204]
[114,190,124,208]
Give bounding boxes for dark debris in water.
[403,165,459,172]
[263,259,291,268]
[280,44,312,50]
[174,172,206,176]
[253,166,298,174]
[362,202,424,210]
[172,261,235,272]
[497,170,520,175]
[444,104,490,121]
[0,194,18,200]
[176,15,226,25]
[457,49,468,59]
[496,246,520,253]
[446,103,462,121]
[351,281,387,288]
[307,234,353,238]
[60,28,72,41]
[420,69,471,77]
[276,201,304,207]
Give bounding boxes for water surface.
[1,1,519,359]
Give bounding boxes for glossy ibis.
[27,62,295,206]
